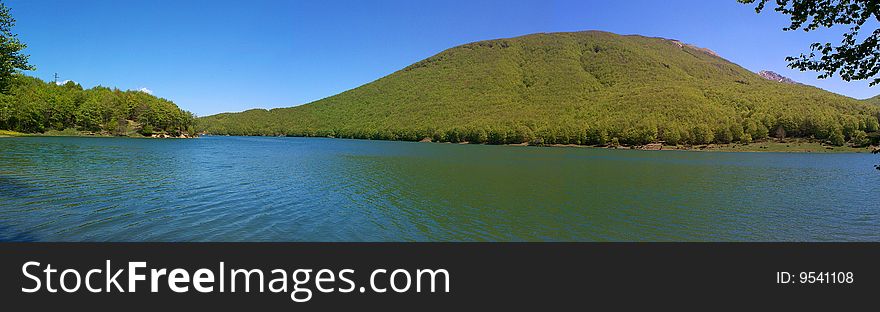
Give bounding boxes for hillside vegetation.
[0,75,195,137]
[199,31,880,147]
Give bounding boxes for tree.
[739,0,880,85]
[830,127,846,146]
[0,1,33,93]
[851,130,870,147]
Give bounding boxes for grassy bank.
[0,130,26,137]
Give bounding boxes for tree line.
[198,105,880,147]
[0,75,195,136]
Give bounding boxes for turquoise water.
[0,136,878,241]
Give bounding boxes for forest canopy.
[0,75,195,136]
[198,31,880,147]
[0,1,33,93]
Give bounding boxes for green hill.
[0,75,196,137]
[198,31,880,146]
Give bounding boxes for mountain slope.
[199,31,880,146]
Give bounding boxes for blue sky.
[7,0,879,116]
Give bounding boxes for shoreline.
[411,136,877,153]
[0,131,197,139]
[0,130,26,137]
[535,140,877,154]
[9,131,878,153]
[200,134,878,154]
[448,138,876,153]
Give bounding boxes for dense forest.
[0,75,196,137]
[199,31,880,147]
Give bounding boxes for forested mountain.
[0,75,195,136]
[198,31,880,146]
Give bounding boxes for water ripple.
[0,136,878,241]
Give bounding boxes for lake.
[0,136,878,241]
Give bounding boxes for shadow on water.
[0,175,41,241]
[0,223,38,242]
[0,175,41,198]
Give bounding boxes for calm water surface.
[0,136,878,241]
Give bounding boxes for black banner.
[0,243,876,310]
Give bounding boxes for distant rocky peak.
[668,39,720,58]
[758,70,799,84]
